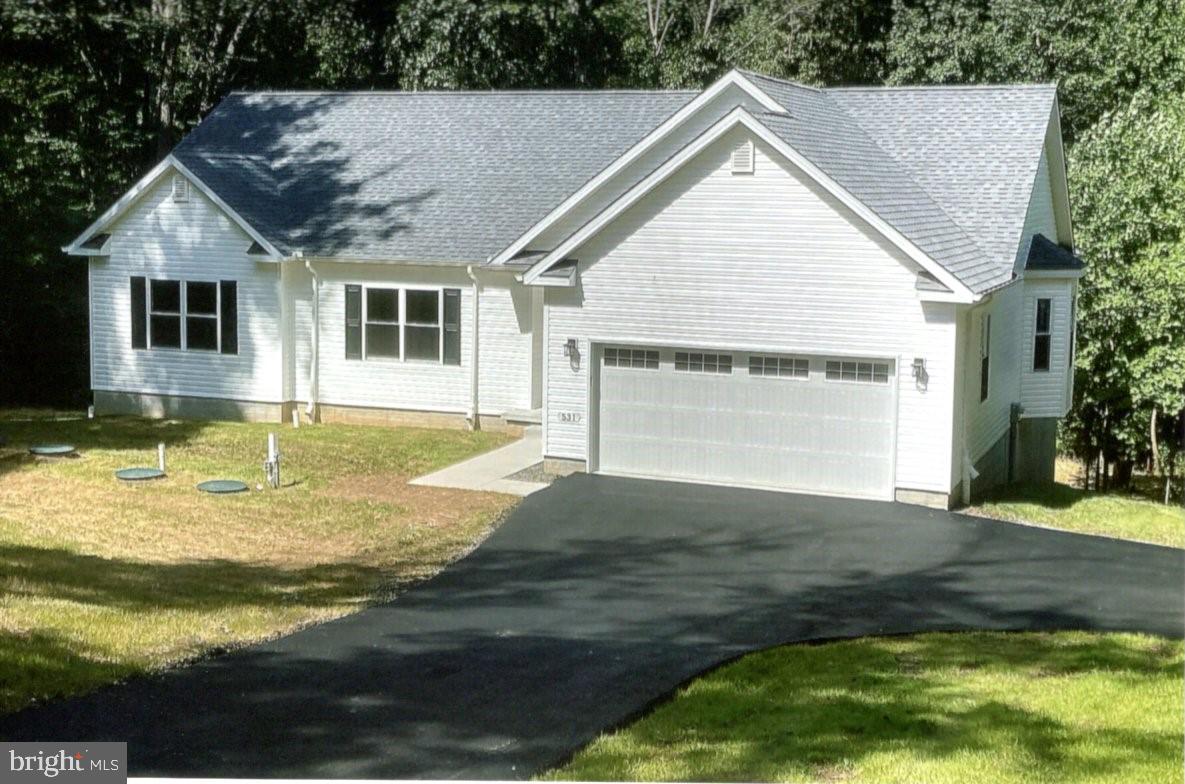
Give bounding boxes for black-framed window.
[132,277,236,353]
[980,312,991,402]
[405,289,440,361]
[365,288,400,358]
[149,280,182,349]
[186,281,219,351]
[1033,298,1052,372]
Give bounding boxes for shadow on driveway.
[1,473,1181,778]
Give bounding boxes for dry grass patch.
[0,411,514,714]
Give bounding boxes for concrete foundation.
[895,488,952,509]
[970,428,1011,499]
[1017,417,1058,483]
[94,390,284,422]
[543,457,587,476]
[95,390,523,433]
[314,403,521,434]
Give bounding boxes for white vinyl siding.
[958,282,1023,468]
[89,170,282,403]
[531,85,778,252]
[285,263,534,415]
[544,127,958,494]
[1013,143,1075,418]
[1021,278,1076,417]
[1014,148,1058,270]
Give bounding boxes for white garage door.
[596,346,897,499]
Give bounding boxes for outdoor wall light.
[912,357,928,389]
[564,338,580,370]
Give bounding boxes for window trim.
[359,284,445,364]
[1033,298,1052,372]
[140,278,229,353]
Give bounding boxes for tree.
[887,0,1185,142]
[1066,90,1185,493]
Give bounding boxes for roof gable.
[522,108,976,301]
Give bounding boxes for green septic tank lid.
[29,444,76,456]
[196,479,249,494]
[116,467,166,481]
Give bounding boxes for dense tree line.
[1,0,1181,496]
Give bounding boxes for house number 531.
[558,411,582,424]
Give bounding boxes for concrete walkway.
[2,473,1180,779]
[411,425,546,496]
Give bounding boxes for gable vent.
[731,139,754,175]
[171,174,190,203]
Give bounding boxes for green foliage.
[1066,90,1185,480]
[888,0,1185,142]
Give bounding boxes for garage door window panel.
[825,360,890,384]
[675,351,731,374]
[604,347,659,369]
[749,355,809,379]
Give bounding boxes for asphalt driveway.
[2,474,1181,778]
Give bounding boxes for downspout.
[466,263,482,431]
[303,255,319,422]
[960,303,981,506]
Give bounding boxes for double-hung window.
[365,288,401,358]
[345,285,460,364]
[186,282,219,351]
[980,312,991,402]
[149,280,182,349]
[131,277,237,353]
[404,290,441,360]
[1033,298,1052,372]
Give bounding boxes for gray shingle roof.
[741,73,994,292]
[173,91,696,263]
[169,75,1057,294]
[1023,233,1083,271]
[824,82,1056,291]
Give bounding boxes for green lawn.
[0,410,514,715]
[971,482,1184,548]
[549,632,1184,784]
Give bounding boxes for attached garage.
[593,345,897,499]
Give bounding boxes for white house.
[65,70,1083,508]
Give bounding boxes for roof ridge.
[825,83,1057,92]
[226,88,701,97]
[736,69,822,93]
